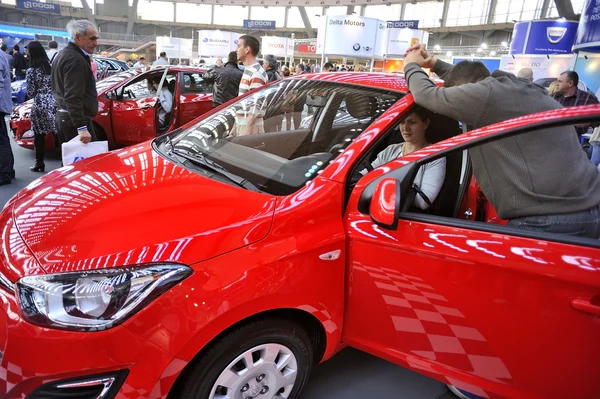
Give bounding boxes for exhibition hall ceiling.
[166,0,434,8]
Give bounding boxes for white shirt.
[47,49,58,63]
[157,87,173,126]
[369,143,446,210]
[153,57,169,66]
[133,61,145,68]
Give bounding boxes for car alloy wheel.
[209,343,298,399]
[177,318,313,399]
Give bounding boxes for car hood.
[12,143,276,274]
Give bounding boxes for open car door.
[110,68,170,146]
[342,106,600,399]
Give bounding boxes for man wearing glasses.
[51,19,99,144]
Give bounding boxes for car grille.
[27,370,128,399]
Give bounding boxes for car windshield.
[96,69,141,91]
[166,79,402,195]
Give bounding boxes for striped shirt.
[239,62,268,96]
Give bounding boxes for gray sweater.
[404,60,600,220]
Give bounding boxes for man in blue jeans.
[0,49,14,186]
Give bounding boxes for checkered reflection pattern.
[353,264,514,398]
[0,359,40,398]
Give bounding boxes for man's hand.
[404,44,437,69]
[78,129,92,144]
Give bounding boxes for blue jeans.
[508,205,600,239]
[591,142,600,167]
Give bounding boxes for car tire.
[178,318,314,399]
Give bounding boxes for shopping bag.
[61,136,109,166]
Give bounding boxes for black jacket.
[203,62,243,106]
[266,67,281,83]
[12,51,27,77]
[51,42,98,128]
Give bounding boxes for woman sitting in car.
[369,105,446,211]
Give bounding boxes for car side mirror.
[106,89,117,100]
[369,178,401,230]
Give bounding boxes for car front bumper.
[0,287,180,398]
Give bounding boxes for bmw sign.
[353,43,361,51]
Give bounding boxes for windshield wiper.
[171,148,262,192]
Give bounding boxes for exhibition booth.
[155,36,194,65]
[572,0,600,98]
[316,15,429,72]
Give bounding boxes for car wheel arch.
[166,308,328,398]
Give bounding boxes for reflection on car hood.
[12,142,276,274]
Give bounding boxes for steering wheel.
[348,158,373,187]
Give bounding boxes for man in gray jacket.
[403,44,600,238]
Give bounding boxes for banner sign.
[387,20,419,29]
[385,27,429,57]
[17,0,61,14]
[499,54,575,81]
[0,23,68,40]
[573,0,600,52]
[243,20,276,30]
[156,36,193,59]
[198,30,239,57]
[261,36,294,57]
[509,20,578,55]
[317,16,380,57]
[574,53,600,98]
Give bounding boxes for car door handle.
[570,298,600,316]
[141,105,153,109]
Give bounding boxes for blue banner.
[525,20,578,54]
[387,20,419,29]
[0,23,69,40]
[243,20,276,30]
[509,22,529,55]
[16,0,61,14]
[573,0,600,52]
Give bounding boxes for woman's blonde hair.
[354,65,366,72]
[547,80,559,96]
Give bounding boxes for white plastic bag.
[61,136,109,166]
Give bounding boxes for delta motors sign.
[17,0,61,14]
[244,20,276,30]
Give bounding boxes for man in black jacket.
[12,45,27,80]
[52,20,99,144]
[264,54,281,82]
[202,51,243,108]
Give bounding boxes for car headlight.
[16,263,192,331]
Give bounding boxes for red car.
[1,73,599,399]
[9,66,213,150]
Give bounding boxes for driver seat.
[425,113,462,217]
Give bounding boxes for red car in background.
[1,73,599,399]
[10,66,213,150]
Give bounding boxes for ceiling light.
[490,50,497,56]
[501,41,508,47]
[433,44,441,51]
[481,43,488,49]
[446,51,452,56]
[477,48,483,53]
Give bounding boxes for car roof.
[290,72,444,93]
[150,65,209,73]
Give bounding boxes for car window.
[96,70,140,92]
[123,73,176,99]
[168,79,402,196]
[182,73,210,94]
